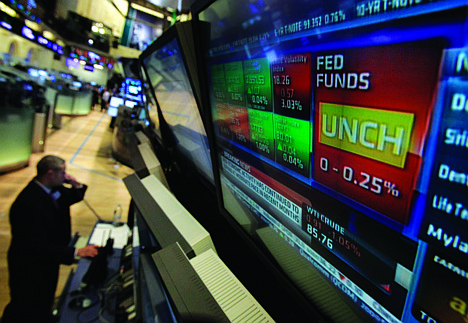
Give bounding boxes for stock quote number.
[273,74,291,85]
[320,157,400,197]
[306,220,361,257]
[307,225,334,249]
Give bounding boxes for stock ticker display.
[200,0,468,322]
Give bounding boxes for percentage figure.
[339,10,346,21]
[384,181,400,197]
[231,93,243,101]
[351,244,360,257]
[282,153,304,169]
[281,99,303,110]
[252,95,268,105]
[297,159,304,169]
[320,158,401,198]
[235,133,247,143]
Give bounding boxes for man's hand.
[77,245,99,258]
[64,173,83,189]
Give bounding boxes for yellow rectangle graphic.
[319,103,414,168]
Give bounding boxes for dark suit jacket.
[3,179,87,322]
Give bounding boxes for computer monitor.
[108,96,125,117]
[139,22,214,186]
[123,77,143,102]
[192,0,468,322]
[125,100,138,108]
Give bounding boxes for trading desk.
[56,222,132,323]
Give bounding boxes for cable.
[83,198,103,221]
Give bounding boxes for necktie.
[49,191,59,209]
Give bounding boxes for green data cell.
[211,64,227,103]
[225,61,245,106]
[274,115,311,177]
[243,58,273,112]
[249,109,275,160]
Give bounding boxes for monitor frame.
[139,21,215,189]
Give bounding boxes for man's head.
[36,155,66,189]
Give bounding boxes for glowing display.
[197,0,468,322]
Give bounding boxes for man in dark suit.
[1,155,99,323]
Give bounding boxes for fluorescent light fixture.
[43,31,55,41]
[0,3,17,17]
[24,19,40,31]
[130,3,164,19]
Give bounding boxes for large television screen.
[140,23,214,185]
[193,0,468,322]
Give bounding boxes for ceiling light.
[0,3,18,18]
[25,19,41,31]
[43,30,55,41]
[130,3,164,19]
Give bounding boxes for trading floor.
[0,110,134,312]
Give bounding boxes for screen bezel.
[139,21,215,189]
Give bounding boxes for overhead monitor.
[192,0,468,322]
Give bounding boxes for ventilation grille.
[190,250,275,323]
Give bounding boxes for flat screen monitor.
[108,96,124,117]
[140,22,214,185]
[125,99,138,108]
[193,0,468,322]
[124,77,143,102]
